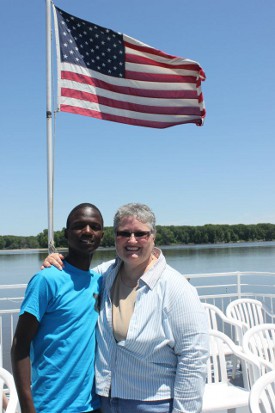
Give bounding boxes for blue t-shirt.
[20,261,101,413]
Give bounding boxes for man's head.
[65,203,104,265]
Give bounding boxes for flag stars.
[57,7,125,77]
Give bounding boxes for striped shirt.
[94,249,209,413]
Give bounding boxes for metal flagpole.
[46,0,55,253]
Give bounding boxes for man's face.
[66,206,104,256]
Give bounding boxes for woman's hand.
[41,253,65,270]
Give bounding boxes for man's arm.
[11,312,39,413]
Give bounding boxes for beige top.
[111,273,138,342]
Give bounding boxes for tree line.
[1,223,275,250]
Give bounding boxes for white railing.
[0,271,275,371]
[187,271,275,315]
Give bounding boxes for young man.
[11,203,104,413]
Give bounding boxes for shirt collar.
[104,247,166,291]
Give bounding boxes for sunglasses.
[116,231,151,239]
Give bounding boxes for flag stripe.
[53,5,206,128]
[59,95,200,122]
[60,104,201,128]
[126,52,201,72]
[61,68,198,98]
[124,35,206,77]
[125,69,198,83]
[61,80,198,107]
[124,36,194,63]
[61,88,201,115]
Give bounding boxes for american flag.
[53,6,206,129]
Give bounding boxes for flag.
[53,6,206,129]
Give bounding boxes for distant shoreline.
[1,240,275,254]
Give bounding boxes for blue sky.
[1,0,275,236]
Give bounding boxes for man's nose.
[83,224,93,233]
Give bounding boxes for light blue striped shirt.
[94,249,209,413]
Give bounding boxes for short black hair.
[66,203,104,229]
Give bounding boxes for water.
[1,241,275,285]
[1,242,275,371]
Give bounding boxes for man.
[11,203,104,413]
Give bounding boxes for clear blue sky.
[1,0,275,236]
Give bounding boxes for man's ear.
[65,229,68,239]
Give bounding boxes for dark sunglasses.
[116,231,151,239]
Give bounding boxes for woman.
[43,203,209,413]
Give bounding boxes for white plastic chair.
[226,299,275,337]
[243,323,275,380]
[0,367,18,413]
[202,303,244,377]
[202,330,260,413]
[249,370,275,413]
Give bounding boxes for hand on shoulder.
[41,253,65,271]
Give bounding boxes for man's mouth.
[80,238,94,244]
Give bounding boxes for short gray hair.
[113,203,156,234]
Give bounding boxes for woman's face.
[115,216,155,268]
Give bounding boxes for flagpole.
[46,0,55,253]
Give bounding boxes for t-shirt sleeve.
[20,273,53,322]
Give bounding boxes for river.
[1,241,275,284]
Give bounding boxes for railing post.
[236,271,241,299]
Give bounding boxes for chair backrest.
[202,302,243,340]
[226,299,265,332]
[243,323,275,378]
[203,303,228,330]
[249,370,275,413]
[207,330,260,388]
[0,367,18,413]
